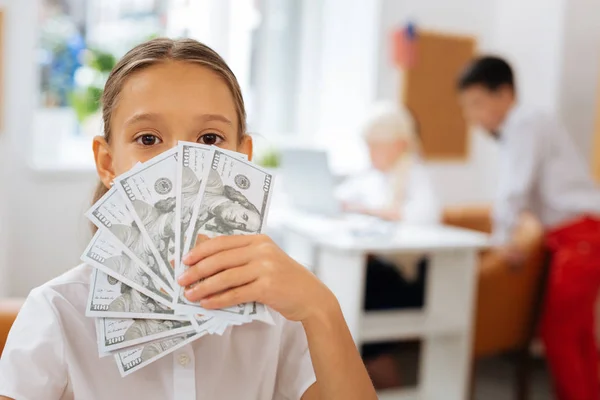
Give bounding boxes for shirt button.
[178,353,190,367]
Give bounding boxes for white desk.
[278,211,489,400]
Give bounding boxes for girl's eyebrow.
[194,114,233,126]
[124,112,232,127]
[124,112,161,127]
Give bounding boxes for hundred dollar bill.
[86,268,181,320]
[173,143,251,313]
[250,303,274,325]
[115,331,201,377]
[86,186,172,292]
[193,314,244,335]
[97,317,195,354]
[182,148,271,247]
[82,230,173,307]
[175,141,248,277]
[115,148,179,287]
[191,314,216,334]
[175,149,274,318]
[174,142,212,294]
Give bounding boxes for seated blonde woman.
[337,102,439,223]
[337,103,441,389]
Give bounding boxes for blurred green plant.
[256,147,281,169]
[69,86,103,125]
[89,51,117,73]
[68,48,116,123]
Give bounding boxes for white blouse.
[336,161,441,225]
[0,264,316,400]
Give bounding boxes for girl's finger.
[184,265,258,302]
[182,234,255,266]
[178,246,255,286]
[199,281,262,310]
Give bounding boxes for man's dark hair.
[457,56,515,92]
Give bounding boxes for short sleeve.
[401,162,441,225]
[0,289,67,399]
[335,175,364,205]
[274,320,316,400]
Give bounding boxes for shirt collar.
[497,103,521,138]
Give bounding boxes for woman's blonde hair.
[362,102,421,209]
[91,38,247,205]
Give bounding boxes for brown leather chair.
[0,298,25,356]
[443,205,548,400]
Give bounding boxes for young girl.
[0,38,377,400]
[337,104,440,389]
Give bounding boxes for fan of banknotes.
[81,142,275,376]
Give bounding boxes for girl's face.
[367,138,407,172]
[93,61,252,188]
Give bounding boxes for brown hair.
[92,38,247,205]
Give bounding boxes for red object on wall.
[392,22,418,69]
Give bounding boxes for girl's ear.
[239,134,253,161]
[93,136,115,189]
[393,138,409,154]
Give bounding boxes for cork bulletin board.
[401,31,476,161]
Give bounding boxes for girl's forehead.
[113,61,238,123]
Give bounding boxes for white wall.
[2,0,96,296]
[3,0,600,296]
[376,0,495,103]
[374,0,600,206]
[558,0,600,160]
[313,0,382,173]
[491,0,566,112]
[375,0,500,206]
[0,135,8,296]
[490,0,600,164]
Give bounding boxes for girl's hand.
[341,202,368,214]
[365,208,401,221]
[342,202,401,221]
[498,243,526,270]
[178,234,338,322]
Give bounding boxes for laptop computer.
[279,149,342,216]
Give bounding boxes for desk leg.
[282,230,317,273]
[420,249,478,400]
[317,249,366,344]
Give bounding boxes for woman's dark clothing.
[361,256,428,360]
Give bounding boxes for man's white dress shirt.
[493,105,600,244]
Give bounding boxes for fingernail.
[184,288,195,300]
[196,234,209,243]
[182,253,191,265]
[199,298,210,307]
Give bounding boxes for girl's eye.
[199,133,224,146]
[136,134,162,146]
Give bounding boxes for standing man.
[457,56,600,400]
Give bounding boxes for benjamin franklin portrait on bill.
[192,169,262,238]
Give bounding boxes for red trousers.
[540,216,600,400]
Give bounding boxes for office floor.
[473,356,553,400]
[387,341,554,399]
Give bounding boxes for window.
[33,0,318,171]
[34,0,168,170]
